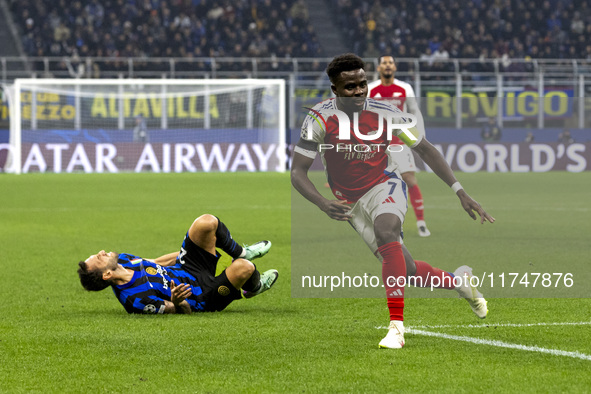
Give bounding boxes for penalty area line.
[406,328,591,362]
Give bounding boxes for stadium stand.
[9,0,323,71]
[6,0,591,79]
[328,0,591,62]
[13,0,591,64]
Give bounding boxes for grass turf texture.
[0,171,589,392]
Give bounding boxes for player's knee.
[193,214,218,233]
[233,258,255,279]
[374,216,401,245]
[375,228,400,246]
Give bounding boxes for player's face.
[378,56,397,79]
[331,68,368,113]
[85,250,118,273]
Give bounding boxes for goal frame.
[8,78,286,174]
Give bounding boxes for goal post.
[3,78,286,174]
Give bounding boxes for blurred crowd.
[331,0,591,66]
[10,0,321,65]
[10,0,591,76]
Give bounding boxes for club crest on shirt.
[145,267,158,275]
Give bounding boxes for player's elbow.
[411,138,431,156]
[290,166,306,185]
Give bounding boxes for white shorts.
[348,175,408,254]
[389,144,416,174]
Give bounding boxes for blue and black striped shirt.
[112,253,205,314]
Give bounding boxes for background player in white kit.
[368,55,431,237]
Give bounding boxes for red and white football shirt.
[295,98,422,203]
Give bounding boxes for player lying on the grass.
[291,53,495,349]
[77,214,278,314]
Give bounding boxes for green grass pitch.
[0,171,589,392]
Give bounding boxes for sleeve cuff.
[294,146,318,159]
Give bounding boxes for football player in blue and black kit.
[77,214,278,314]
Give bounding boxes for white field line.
[411,321,591,330]
[376,321,591,361]
[376,321,591,330]
[407,328,591,362]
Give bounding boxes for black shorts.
[179,232,242,312]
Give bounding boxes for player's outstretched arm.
[412,138,495,224]
[405,97,427,138]
[291,152,351,221]
[149,252,180,266]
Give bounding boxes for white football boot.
[243,269,279,299]
[453,265,488,319]
[379,320,405,349]
[243,240,272,261]
[416,220,431,237]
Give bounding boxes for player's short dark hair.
[78,261,110,291]
[326,53,366,83]
[377,55,396,64]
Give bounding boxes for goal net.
[2,79,286,174]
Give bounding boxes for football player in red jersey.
[291,53,494,349]
[369,55,431,237]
